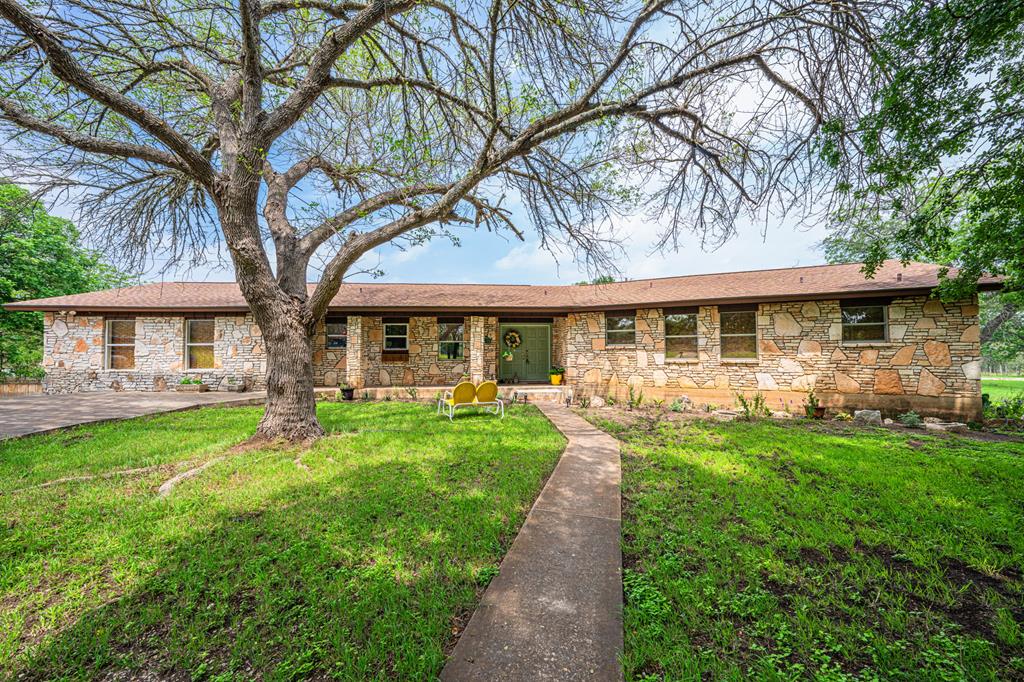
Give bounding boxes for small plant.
[475,565,500,586]
[651,398,665,410]
[178,377,203,385]
[627,386,645,409]
[899,411,924,428]
[383,393,393,401]
[833,411,853,422]
[548,366,565,376]
[735,391,771,420]
[361,390,371,401]
[405,386,419,400]
[578,396,592,408]
[605,394,617,406]
[803,389,820,419]
[669,397,689,412]
[704,402,718,413]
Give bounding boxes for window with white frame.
[664,308,698,359]
[383,319,409,352]
[438,317,465,359]
[185,318,215,369]
[105,318,136,369]
[325,315,347,349]
[841,300,888,343]
[720,308,757,359]
[606,312,636,346]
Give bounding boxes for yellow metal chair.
[437,380,505,421]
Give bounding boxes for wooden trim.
[663,306,698,315]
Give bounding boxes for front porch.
[315,314,566,390]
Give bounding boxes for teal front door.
[499,324,551,383]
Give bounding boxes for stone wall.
[563,296,981,419]
[41,312,267,393]
[311,317,347,387]
[357,315,499,387]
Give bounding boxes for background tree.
[824,0,1024,300]
[0,0,885,440]
[0,183,132,379]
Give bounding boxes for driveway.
[0,391,266,440]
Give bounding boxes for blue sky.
[129,209,830,286]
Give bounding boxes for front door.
[498,324,551,383]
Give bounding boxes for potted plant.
[549,366,565,385]
[803,389,825,419]
[501,349,514,361]
[338,381,355,401]
[176,377,209,393]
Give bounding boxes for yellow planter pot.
[550,374,563,385]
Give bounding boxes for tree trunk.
[255,305,325,441]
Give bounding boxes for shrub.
[669,397,689,412]
[834,411,853,422]
[899,411,923,428]
[985,394,1024,420]
[405,386,418,400]
[178,377,203,385]
[735,392,772,420]
[627,386,644,409]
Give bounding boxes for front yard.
[587,410,1024,680]
[0,401,564,680]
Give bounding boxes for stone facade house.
[5,261,1001,420]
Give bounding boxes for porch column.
[469,315,485,383]
[345,315,365,388]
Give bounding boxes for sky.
[111,209,831,287]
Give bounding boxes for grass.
[982,377,1024,402]
[586,412,1024,680]
[0,401,564,680]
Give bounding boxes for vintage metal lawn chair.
[437,380,505,421]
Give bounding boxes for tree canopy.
[824,0,1024,300]
[0,184,132,378]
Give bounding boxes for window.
[105,318,136,369]
[720,308,757,359]
[383,319,408,351]
[325,315,347,349]
[841,301,887,343]
[664,308,698,359]
[438,318,464,359]
[186,318,215,369]
[606,313,635,346]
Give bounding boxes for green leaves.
[0,183,132,378]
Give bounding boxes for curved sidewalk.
[442,403,623,681]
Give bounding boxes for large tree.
[0,0,884,440]
[0,183,131,379]
[824,0,1024,300]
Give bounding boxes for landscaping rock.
[883,418,894,425]
[853,409,883,426]
[924,421,968,434]
[589,395,606,408]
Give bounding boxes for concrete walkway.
[0,391,267,440]
[442,403,623,681]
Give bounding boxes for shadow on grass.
[9,405,562,680]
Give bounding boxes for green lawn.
[587,413,1024,680]
[982,378,1024,402]
[0,401,564,680]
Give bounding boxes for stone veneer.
[562,295,981,419]
[41,312,267,393]
[38,298,982,418]
[347,315,499,388]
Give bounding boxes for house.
[4,260,1001,419]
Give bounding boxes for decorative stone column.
[469,315,485,383]
[345,315,365,388]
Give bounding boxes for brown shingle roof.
[4,260,1002,314]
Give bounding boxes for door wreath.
[503,329,522,349]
